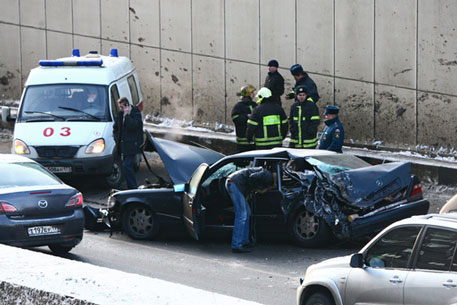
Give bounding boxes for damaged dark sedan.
[88,132,429,247]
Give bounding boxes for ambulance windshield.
[18,84,110,122]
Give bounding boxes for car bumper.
[35,154,114,176]
[0,208,84,248]
[350,198,430,238]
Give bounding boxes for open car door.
[182,163,209,240]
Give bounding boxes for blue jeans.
[225,180,251,249]
[122,154,137,189]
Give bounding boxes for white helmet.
[255,87,272,104]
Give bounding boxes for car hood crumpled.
[330,162,412,208]
[145,132,225,185]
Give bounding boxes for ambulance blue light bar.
[39,59,103,67]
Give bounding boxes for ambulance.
[12,49,143,188]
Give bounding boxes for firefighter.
[246,87,288,149]
[319,105,344,153]
[289,85,320,149]
[232,85,257,152]
[263,59,284,106]
[285,64,319,103]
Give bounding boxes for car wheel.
[289,208,330,248]
[49,244,74,255]
[304,292,335,305]
[123,204,159,240]
[104,157,124,188]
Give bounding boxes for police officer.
[285,64,319,103]
[289,85,320,148]
[246,87,288,149]
[263,59,284,106]
[232,85,257,152]
[319,105,344,153]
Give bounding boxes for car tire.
[122,204,159,240]
[104,156,124,189]
[48,244,74,255]
[289,207,330,248]
[304,292,335,305]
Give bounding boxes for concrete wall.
[1,0,456,151]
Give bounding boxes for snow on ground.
[0,244,263,305]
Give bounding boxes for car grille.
[35,146,80,158]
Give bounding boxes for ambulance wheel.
[104,158,124,188]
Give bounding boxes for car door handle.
[389,276,403,284]
[442,280,457,288]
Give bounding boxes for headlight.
[14,139,30,155]
[85,138,105,154]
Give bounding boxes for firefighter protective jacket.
[232,96,257,146]
[318,117,344,153]
[289,97,320,148]
[246,98,288,148]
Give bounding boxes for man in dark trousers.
[231,85,257,152]
[285,64,320,103]
[225,167,275,253]
[319,105,344,153]
[263,59,284,106]
[113,97,143,189]
[289,85,320,148]
[246,87,288,149]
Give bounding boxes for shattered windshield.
[306,154,370,175]
[201,160,252,188]
[18,84,110,122]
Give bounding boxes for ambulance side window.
[110,84,120,119]
[127,75,139,106]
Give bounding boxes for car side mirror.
[350,253,364,268]
[1,106,16,123]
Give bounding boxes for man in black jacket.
[246,87,288,149]
[113,97,143,189]
[289,85,320,148]
[285,64,320,103]
[264,59,284,106]
[232,85,257,152]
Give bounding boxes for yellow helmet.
[240,84,256,97]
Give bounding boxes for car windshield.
[18,84,110,122]
[306,154,371,175]
[0,162,62,189]
[202,160,252,188]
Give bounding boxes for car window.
[201,160,252,188]
[110,84,120,119]
[415,227,457,271]
[365,226,421,269]
[188,163,208,196]
[0,162,62,188]
[127,75,139,106]
[19,84,109,122]
[306,154,370,175]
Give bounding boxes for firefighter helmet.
[240,84,256,97]
[255,87,272,104]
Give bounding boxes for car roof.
[390,213,457,230]
[0,154,36,164]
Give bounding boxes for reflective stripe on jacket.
[289,97,320,148]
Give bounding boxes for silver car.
[297,213,457,305]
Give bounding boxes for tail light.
[65,193,83,208]
[408,183,423,202]
[0,201,17,214]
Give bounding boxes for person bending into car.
[225,167,275,253]
[113,97,143,189]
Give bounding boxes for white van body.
[12,49,143,187]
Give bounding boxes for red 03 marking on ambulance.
[43,127,71,137]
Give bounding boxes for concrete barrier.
[0,244,263,305]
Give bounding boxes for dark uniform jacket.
[289,73,320,103]
[318,117,344,153]
[231,96,257,150]
[113,106,143,156]
[264,70,284,105]
[228,167,273,197]
[246,98,288,149]
[289,98,320,148]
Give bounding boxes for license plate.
[28,225,61,237]
[47,166,72,173]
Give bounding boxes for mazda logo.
[38,200,48,208]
